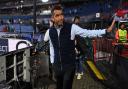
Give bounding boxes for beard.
[55,21,64,28]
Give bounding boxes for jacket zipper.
[58,36,63,71]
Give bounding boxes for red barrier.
[92,38,114,62]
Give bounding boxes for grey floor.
[32,54,108,89]
[72,70,107,89]
[48,67,107,89]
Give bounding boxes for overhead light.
[20,0,24,3]
[16,6,19,9]
[40,10,51,15]
[20,5,23,8]
[41,0,49,2]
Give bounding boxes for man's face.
[74,18,80,24]
[120,24,125,29]
[52,10,64,26]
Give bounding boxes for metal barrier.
[0,46,33,89]
[92,38,114,62]
[91,38,128,89]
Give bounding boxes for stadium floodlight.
[41,0,49,2]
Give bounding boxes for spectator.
[73,16,84,79]
[73,16,80,25]
[115,23,128,43]
[2,25,8,32]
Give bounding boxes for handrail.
[0,46,34,56]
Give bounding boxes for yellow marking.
[87,60,106,80]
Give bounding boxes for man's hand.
[106,19,116,32]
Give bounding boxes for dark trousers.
[54,66,75,89]
[76,58,84,73]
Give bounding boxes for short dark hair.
[119,23,125,27]
[51,5,63,15]
[73,16,80,22]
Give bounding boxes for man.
[115,23,128,43]
[44,5,115,89]
[73,16,80,25]
[73,15,84,79]
[115,23,128,54]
